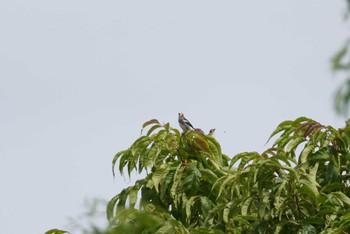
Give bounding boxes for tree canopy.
[96,117,350,234]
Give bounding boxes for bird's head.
[208,128,216,136]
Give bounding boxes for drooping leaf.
[170,164,185,199]
[223,201,233,223]
[152,164,170,193]
[183,163,201,196]
[146,124,162,136]
[286,137,306,154]
[267,120,294,143]
[241,197,254,216]
[107,194,119,222]
[142,119,160,128]
[299,143,316,164]
[185,196,200,223]
[200,168,219,185]
[44,229,69,234]
[112,150,126,178]
[129,187,138,208]
[299,178,319,199]
[331,192,350,206]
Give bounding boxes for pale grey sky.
[0,1,348,233]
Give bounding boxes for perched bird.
[208,128,216,137]
[178,113,195,132]
[194,128,205,134]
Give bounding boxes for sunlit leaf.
[286,137,306,154]
[129,187,138,208]
[146,124,162,136]
[223,202,233,223]
[152,164,170,193]
[302,224,316,234]
[331,192,350,206]
[241,197,254,216]
[170,164,184,198]
[299,143,316,163]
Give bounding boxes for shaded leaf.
[183,164,201,196]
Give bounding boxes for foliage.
[106,117,350,233]
[44,229,70,234]
[332,0,350,117]
[332,40,350,116]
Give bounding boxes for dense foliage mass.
[102,117,350,233]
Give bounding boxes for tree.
[46,2,350,233]
[99,117,350,233]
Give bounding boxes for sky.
[0,1,348,233]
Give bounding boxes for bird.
[208,128,216,137]
[194,128,205,134]
[178,113,195,132]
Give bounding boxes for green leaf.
[142,119,160,128]
[293,116,314,124]
[230,152,260,169]
[299,163,319,199]
[302,224,316,234]
[326,163,341,184]
[200,196,212,214]
[299,178,319,199]
[332,192,350,206]
[267,120,293,143]
[223,202,233,223]
[217,174,236,198]
[299,143,316,164]
[241,197,254,215]
[170,164,184,198]
[112,150,126,178]
[118,189,129,209]
[274,220,289,234]
[206,136,223,163]
[118,151,130,176]
[129,187,138,208]
[321,183,345,193]
[131,136,151,156]
[107,194,119,222]
[44,229,69,234]
[152,164,170,193]
[200,168,218,184]
[146,124,162,136]
[185,196,200,222]
[183,164,201,196]
[308,149,330,162]
[286,137,306,153]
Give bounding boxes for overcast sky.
[0,1,348,233]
